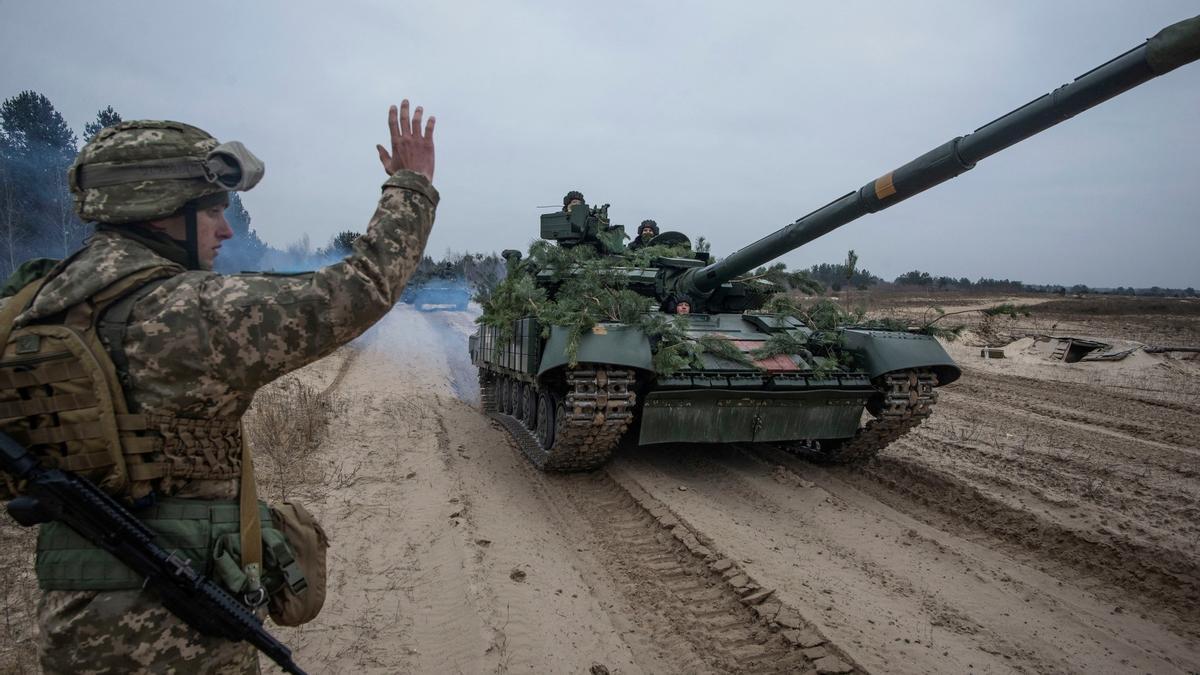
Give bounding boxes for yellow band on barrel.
[874,172,897,199]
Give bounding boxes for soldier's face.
[676,302,691,315]
[195,203,234,269]
[149,201,234,270]
[640,227,654,241]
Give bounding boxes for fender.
[841,329,961,385]
[537,323,653,376]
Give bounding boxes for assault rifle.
[0,431,307,675]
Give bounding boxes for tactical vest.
[0,262,299,598]
[0,266,179,500]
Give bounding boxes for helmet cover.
[69,120,261,224]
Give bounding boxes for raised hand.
[376,99,435,181]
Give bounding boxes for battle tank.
[470,16,1200,471]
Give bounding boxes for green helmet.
[68,120,264,224]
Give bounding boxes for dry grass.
[245,375,351,504]
[0,520,38,673]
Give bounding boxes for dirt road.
[268,306,1200,674]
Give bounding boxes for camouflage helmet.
[562,190,584,208]
[68,120,264,224]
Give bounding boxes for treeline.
[750,252,1197,298]
[409,251,506,296]
[0,90,103,279]
[0,89,360,278]
[890,270,1196,297]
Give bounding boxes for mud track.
[268,307,1199,674]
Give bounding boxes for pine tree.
[83,106,123,142]
[0,91,82,277]
[328,230,360,257]
[0,91,77,158]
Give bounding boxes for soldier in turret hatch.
[562,190,584,213]
[627,219,659,251]
[662,294,693,315]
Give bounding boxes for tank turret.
[540,202,627,255]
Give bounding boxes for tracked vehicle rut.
[543,470,847,673]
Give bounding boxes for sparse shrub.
[245,376,347,502]
[0,521,38,673]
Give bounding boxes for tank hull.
[470,313,959,467]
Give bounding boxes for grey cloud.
[1,0,1196,287]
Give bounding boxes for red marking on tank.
[730,340,800,372]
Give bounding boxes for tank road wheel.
[485,366,638,472]
[509,379,523,417]
[478,369,497,413]
[810,369,939,465]
[513,381,527,422]
[521,384,538,429]
[497,376,512,415]
[535,392,556,449]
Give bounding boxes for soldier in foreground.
[6,100,437,672]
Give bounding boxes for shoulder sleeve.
[129,171,438,392]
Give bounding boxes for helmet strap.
[184,205,201,270]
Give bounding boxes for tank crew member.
[662,294,693,315]
[627,219,659,251]
[562,190,585,213]
[11,99,438,673]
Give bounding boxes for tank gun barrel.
[681,15,1200,296]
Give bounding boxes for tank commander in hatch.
[562,190,585,213]
[2,99,438,674]
[627,219,660,251]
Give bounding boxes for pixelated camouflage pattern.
[68,120,227,224]
[38,589,259,674]
[28,168,438,671]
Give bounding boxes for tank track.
[807,369,939,464]
[480,366,636,471]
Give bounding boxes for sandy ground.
[253,303,1199,675]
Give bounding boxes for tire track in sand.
[608,442,1200,674]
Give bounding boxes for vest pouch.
[211,510,307,602]
[266,501,328,626]
[35,497,261,592]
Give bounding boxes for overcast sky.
[2,1,1197,287]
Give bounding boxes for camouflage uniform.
[627,219,659,251]
[22,154,437,672]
